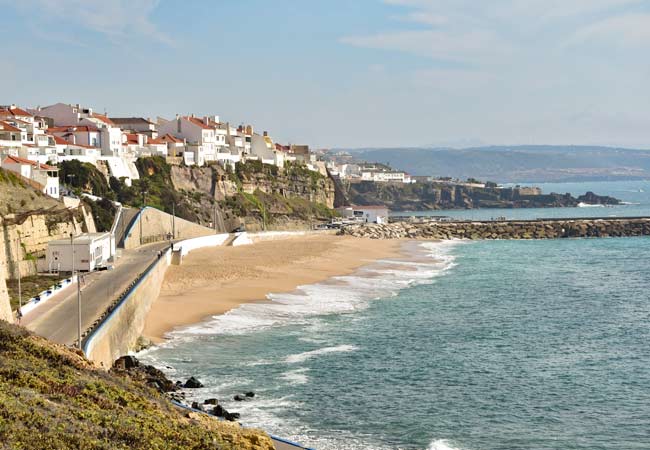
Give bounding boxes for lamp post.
[140,190,147,245]
[16,232,22,319]
[70,232,81,349]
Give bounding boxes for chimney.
[204,116,210,125]
[263,131,268,137]
[175,114,180,120]
[190,113,195,118]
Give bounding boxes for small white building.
[336,205,390,224]
[0,155,60,198]
[46,232,114,272]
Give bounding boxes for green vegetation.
[6,276,60,311]
[85,197,118,232]
[59,160,112,199]
[0,167,23,186]
[0,321,274,449]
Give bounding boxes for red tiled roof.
[158,133,183,144]
[184,116,212,130]
[48,125,99,133]
[2,155,56,171]
[91,113,115,126]
[0,120,22,133]
[0,106,32,117]
[146,137,165,145]
[49,134,97,149]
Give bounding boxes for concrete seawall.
[83,250,171,367]
[123,207,216,250]
[341,217,650,240]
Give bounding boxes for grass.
[6,276,62,311]
[0,321,274,449]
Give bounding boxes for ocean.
[139,181,650,450]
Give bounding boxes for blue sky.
[1,0,649,149]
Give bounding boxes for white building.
[0,120,25,148]
[158,115,219,166]
[361,170,413,183]
[110,117,158,138]
[336,205,390,224]
[46,232,114,272]
[33,103,122,156]
[0,154,60,198]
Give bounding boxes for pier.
[341,217,650,240]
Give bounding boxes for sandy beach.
[143,234,403,342]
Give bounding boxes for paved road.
[23,242,170,346]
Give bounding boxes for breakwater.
[340,217,650,240]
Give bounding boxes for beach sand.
[143,234,403,342]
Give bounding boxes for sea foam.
[163,240,461,341]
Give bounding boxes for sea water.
[139,181,650,449]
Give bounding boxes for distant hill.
[350,146,650,183]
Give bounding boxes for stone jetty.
[339,217,650,240]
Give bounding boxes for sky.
[1,0,649,149]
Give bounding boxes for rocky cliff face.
[169,161,336,231]
[343,181,619,211]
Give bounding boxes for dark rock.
[113,355,139,370]
[183,376,204,389]
[203,398,218,405]
[191,402,205,411]
[244,391,255,398]
[233,394,246,401]
[225,412,240,421]
[212,404,226,417]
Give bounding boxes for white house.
[158,115,219,166]
[33,103,122,156]
[110,117,158,138]
[46,232,113,272]
[0,120,25,148]
[48,125,102,148]
[0,154,60,198]
[336,205,390,224]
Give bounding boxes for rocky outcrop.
[341,218,650,240]
[344,181,620,211]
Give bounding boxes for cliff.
[0,320,274,449]
[168,160,336,231]
[342,181,619,211]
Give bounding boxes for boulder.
[203,398,219,405]
[113,355,139,370]
[183,376,204,388]
[233,394,247,402]
[244,391,255,398]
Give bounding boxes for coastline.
[143,235,405,342]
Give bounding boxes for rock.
[225,412,241,421]
[113,355,139,370]
[244,391,255,398]
[183,376,204,388]
[212,404,226,417]
[191,401,205,411]
[203,398,219,405]
[233,394,246,401]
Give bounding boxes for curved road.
[23,242,170,346]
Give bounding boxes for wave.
[280,367,310,385]
[577,202,604,208]
[163,240,461,342]
[428,439,464,450]
[285,344,359,364]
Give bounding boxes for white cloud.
[4,0,172,45]
[567,13,650,47]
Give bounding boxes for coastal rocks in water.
[134,336,153,352]
[191,402,205,412]
[233,394,246,401]
[111,355,178,394]
[183,376,204,388]
[245,391,255,398]
[339,218,650,241]
[204,398,219,405]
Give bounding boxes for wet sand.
[144,235,403,342]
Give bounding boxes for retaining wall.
[122,207,216,250]
[83,251,171,368]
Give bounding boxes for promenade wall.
[84,233,229,367]
[122,207,215,250]
[341,217,650,240]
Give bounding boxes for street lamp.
[70,232,82,349]
[140,190,148,245]
[16,232,22,321]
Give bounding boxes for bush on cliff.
[0,320,274,449]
